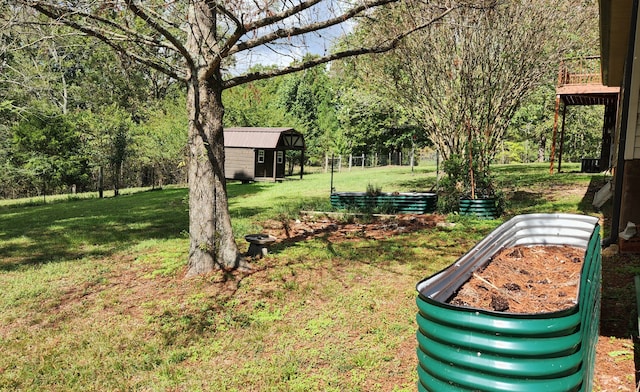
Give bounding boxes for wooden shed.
[224,127,305,182]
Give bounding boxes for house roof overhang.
[600,0,634,87]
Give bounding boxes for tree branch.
[213,3,247,65]
[24,2,187,81]
[224,4,458,89]
[125,1,193,70]
[229,0,402,55]
[243,0,324,32]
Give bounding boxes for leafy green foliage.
[274,63,340,162]
[336,88,425,158]
[0,17,183,200]
[438,153,505,214]
[0,0,605,206]
[223,66,288,127]
[134,96,188,187]
[558,105,604,162]
[508,85,605,164]
[11,109,91,194]
[81,105,136,195]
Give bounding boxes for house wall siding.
[620,8,640,232]
[635,116,640,157]
[629,10,640,160]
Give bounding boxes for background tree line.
[0,18,186,198]
[1,0,601,201]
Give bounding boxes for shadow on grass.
[577,175,609,215]
[227,181,271,199]
[264,214,464,272]
[503,190,546,216]
[396,176,438,192]
[0,181,278,272]
[0,188,190,271]
[149,265,273,346]
[599,251,640,388]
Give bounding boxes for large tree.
[11,0,458,276]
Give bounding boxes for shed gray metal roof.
[224,127,304,149]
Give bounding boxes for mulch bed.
[449,245,585,313]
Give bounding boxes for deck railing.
[557,56,603,86]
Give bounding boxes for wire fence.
[323,149,439,172]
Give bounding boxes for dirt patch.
[449,245,584,313]
[260,213,444,244]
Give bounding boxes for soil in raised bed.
[449,245,585,313]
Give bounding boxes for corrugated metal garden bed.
[416,213,601,392]
[330,192,437,214]
[459,197,499,219]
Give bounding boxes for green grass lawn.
[0,163,627,391]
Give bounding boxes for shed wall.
[225,148,255,180]
[255,149,275,179]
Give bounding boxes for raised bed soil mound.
[448,245,584,313]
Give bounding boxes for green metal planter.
[415,214,601,392]
[459,197,498,219]
[330,192,437,214]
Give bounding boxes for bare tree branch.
[25,2,187,80]
[225,3,458,89]
[16,0,462,89]
[243,0,323,31]
[125,1,193,70]
[229,0,401,55]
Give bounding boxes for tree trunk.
[185,74,241,276]
[538,134,546,162]
[113,162,120,197]
[98,166,104,198]
[183,2,241,276]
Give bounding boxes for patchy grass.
[0,163,634,391]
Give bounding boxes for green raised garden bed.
[459,197,499,219]
[330,192,437,214]
[416,213,601,391]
